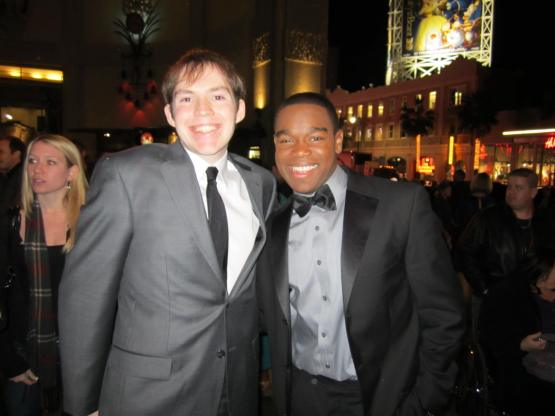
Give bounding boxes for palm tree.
[401,97,435,172]
[456,90,498,143]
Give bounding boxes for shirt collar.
[292,164,347,205]
[184,146,228,183]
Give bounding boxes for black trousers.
[291,367,364,416]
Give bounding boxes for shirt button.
[321,332,327,338]
[317,260,322,266]
[217,349,226,358]
[322,295,328,301]
[325,363,331,369]
[315,225,320,231]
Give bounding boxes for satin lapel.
[341,181,378,311]
[228,156,265,298]
[272,201,293,321]
[160,143,222,280]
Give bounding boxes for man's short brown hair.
[161,48,245,106]
[509,168,538,188]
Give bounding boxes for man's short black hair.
[275,92,340,133]
[0,136,26,156]
[509,167,538,188]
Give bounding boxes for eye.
[177,95,192,103]
[28,157,37,164]
[276,136,294,145]
[214,94,226,101]
[47,159,57,166]
[309,135,324,142]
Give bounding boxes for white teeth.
[291,164,317,173]
[193,125,216,133]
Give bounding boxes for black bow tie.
[292,184,336,217]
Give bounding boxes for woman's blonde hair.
[21,134,88,252]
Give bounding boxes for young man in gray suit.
[59,49,276,416]
[258,92,464,416]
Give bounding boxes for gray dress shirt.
[288,166,357,381]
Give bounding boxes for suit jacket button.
[217,349,226,358]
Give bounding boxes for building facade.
[328,58,555,185]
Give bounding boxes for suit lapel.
[228,155,267,298]
[160,143,222,280]
[341,177,378,311]
[272,201,293,321]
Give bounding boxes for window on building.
[365,126,373,141]
[389,98,396,115]
[453,91,463,106]
[367,104,373,118]
[347,106,354,117]
[428,91,437,110]
[388,123,394,139]
[336,108,342,118]
[355,127,362,142]
[357,104,363,118]
[401,96,407,108]
[415,93,423,103]
[378,102,384,116]
[376,124,383,141]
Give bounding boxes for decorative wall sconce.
[114,0,161,109]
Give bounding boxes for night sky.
[328,1,554,92]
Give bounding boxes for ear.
[334,129,344,154]
[164,104,176,128]
[13,149,23,163]
[235,99,246,123]
[68,164,79,182]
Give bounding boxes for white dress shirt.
[185,148,259,292]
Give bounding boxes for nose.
[195,96,213,115]
[292,140,311,157]
[33,161,44,172]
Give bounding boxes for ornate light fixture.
[114,0,161,109]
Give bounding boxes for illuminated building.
[328,0,555,185]
[0,0,328,163]
[386,0,494,85]
[328,56,555,185]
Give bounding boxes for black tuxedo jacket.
[258,172,465,416]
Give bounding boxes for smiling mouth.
[191,124,218,134]
[290,164,318,174]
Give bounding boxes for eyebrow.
[274,126,328,136]
[173,86,231,97]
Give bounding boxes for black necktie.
[206,167,228,283]
[292,184,337,218]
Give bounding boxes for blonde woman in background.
[0,134,87,415]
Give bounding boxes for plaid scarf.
[24,198,60,408]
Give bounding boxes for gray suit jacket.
[258,172,465,416]
[59,142,276,416]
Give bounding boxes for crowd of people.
[0,48,553,416]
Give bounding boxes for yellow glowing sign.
[448,135,454,165]
[473,138,481,170]
[0,65,63,83]
[545,137,555,149]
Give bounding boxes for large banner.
[403,0,482,55]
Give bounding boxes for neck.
[512,206,534,220]
[36,192,66,213]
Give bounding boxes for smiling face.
[274,103,343,194]
[27,140,77,198]
[164,65,245,163]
